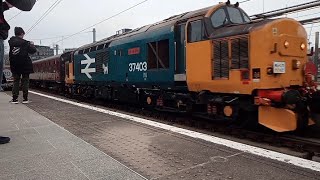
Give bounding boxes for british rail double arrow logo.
[81,54,96,79]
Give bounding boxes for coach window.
[147,39,169,70]
[188,20,203,43]
[211,8,228,28]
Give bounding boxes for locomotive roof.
[33,54,61,63]
[76,5,215,51]
[109,6,213,46]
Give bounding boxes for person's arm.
[27,41,37,54]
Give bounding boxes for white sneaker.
[22,99,29,104]
[10,99,19,104]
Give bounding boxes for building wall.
[30,45,55,61]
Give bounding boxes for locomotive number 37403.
[129,62,147,72]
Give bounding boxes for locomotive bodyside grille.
[213,36,249,80]
[231,37,249,69]
[96,51,109,73]
[213,40,229,79]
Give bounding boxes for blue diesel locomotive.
[30,2,320,132]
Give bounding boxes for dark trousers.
[12,73,30,100]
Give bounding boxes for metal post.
[56,44,59,55]
[315,32,319,81]
[93,28,96,43]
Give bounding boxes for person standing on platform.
[0,1,13,144]
[0,0,36,145]
[0,1,12,92]
[9,27,36,104]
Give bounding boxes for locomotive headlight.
[292,59,301,69]
[300,43,306,50]
[284,41,290,48]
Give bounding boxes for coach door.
[174,23,186,82]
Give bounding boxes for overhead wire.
[55,0,254,45]
[7,11,22,22]
[239,0,252,3]
[26,0,63,35]
[305,24,320,28]
[30,31,92,41]
[55,0,150,44]
[308,23,314,42]
[295,10,320,18]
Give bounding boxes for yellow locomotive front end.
[185,2,319,132]
[249,18,316,132]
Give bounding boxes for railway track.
[29,88,320,162]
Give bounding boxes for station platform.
[1,91,320,180]
[0,92,146,180]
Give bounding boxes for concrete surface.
[18,91,320,180]
[0,92,146,180]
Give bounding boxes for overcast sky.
[3,0,320,53]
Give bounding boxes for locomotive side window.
[148,42,157,69]
[211,9,228,28]
[188,20,203,43]
[147,39,169,70]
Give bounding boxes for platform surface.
[1,91,320,180]
[0,92,146,180]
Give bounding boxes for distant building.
[64,48,77,53]
[30,45,54,61]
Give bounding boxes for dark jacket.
[9,36,37,74]
[6,0,36,12]
[0,2,10,40]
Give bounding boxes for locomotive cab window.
[211,9,228,28]
[210,6,251,28]
[227,7,250,24]
[188,20,205,43]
